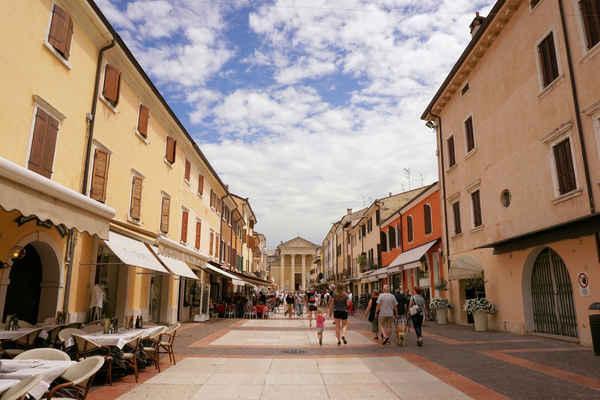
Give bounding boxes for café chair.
[82,325,104,334]
[70,334,113,385]
[44,317,57,324]
[226,305,236,318]
[0,373,43,400]
[46,325,65,348]
[56,329,87,350]
[142,326,166,372]
[16,321,34,329]
[46,356,104,400]
[85,320,100,326]
[0,328,42,359]
[122,332,144,382]
[63,322,81,330]
[143,321,156,326]
[14,348,70,361]
[158,323,180,365]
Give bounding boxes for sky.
[96,0,496,249]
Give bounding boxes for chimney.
[469,12,485,38]
[346,208,352,215]
[389,192,392,197]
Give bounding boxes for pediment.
[280,237,318,249]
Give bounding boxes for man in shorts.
[393,287,407,345]
[375,285,398,345]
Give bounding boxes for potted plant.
[434,277,449,293]
[463,298,497,331]
[429,298,452,324]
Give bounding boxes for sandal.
[337,342,341,345]
[342,336,347,344]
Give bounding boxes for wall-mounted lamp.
[425,121,436,129]
[1,246,26,269]
[437,247,443,258]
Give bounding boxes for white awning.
[154,236,208,267]
[387,240,439,271]
[0,156,115,239]
[103,231,169,274]
[449,254,484,281]
[151,246,198,280]
[204,264,245,286]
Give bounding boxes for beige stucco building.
[270,237,319,291]
[422,0,600,347]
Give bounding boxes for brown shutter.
[137,105,150,137]
[165,136,176,163]
[471,191,482,227]
[424,204,432,235]
[28,108,50,176]
[210,189,214,207]
[103,64,121,105]
[130,176,142,220]
[554,139,577,194]
[407,216,413,242]
[90,148,110,202]
[40,115,59,179]
[198,174,204,195]
[453,202,462,235]
[184,159,191,181]
[48,5,72,59]
[160,197,170,234]
[195,221,201,249]
[447,136,456,167]
[181,210,189,242]
[242,229,246,243]
[465,117,475,152]
[215,236,220,259]
[209,232,214,256]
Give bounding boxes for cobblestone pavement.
[87,307,600,400]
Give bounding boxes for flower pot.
[473,310,488,331]
[436,308,447,324]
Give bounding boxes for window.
[464,116,476,153]
[388,226,396,251]
[137,104,150,138]
[198,174,204,196]
[461,82,470,97]
[471,190,483,228]
[181,209,189,243]
[209,231,214,256]
[361,225,366,237]
[539,33,559,87]
[380,231,387,252]
[553,139,577,195]
[423,204,432,235]
[407,216,414,243]
[47,4,74,61]
[375,210,380,225]
[160,194,170,234]
[102,64,121,107]
[28,107,60,179]
[129,173,143,221]
[195,220,201,249]
[452,201,462,235]
[580,0,600,50]
[531,0,542,10]
[165,135,176,164]
[90,145,111,202]
[447,135,456,168]
[184,159,191,182]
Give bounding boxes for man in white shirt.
[375,285,398,345]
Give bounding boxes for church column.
[291,254,295,290]
[280,254,285,291]
[302,254,306,290]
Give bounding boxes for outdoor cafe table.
[254,305,268,317]
[0,379,20,394]
[0,328,49,341]
[215,305,226,317]
[0,359,76,399]
[65,326,163,349]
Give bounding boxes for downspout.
[62,229,77,320]
[82,38,116,196]
[557,0,600,262]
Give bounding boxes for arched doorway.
[3,244,43,324]
[530,247,578,338]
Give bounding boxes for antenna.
[420,173,424,186]
[363,196,366,208]
[403,168,411,190]
[400,184,405,192]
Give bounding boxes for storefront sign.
[14,215,68,237]
[578,272,590,297]
[157,243,207,267]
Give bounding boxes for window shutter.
[48,5,72,59]
[210,189,214,207]
[424,204,432,234]
[130,176,142,220]
[184,159,191,181]
[137,105,150,137]
[243,229,246,242]
[465,117,475,152]
[91,148,110,202]
[407,216,414,242]
[539,34,559,87]
[103,64,121,105]
[40,115,59,179]
[28,108,50,176]
[554,139,576,194]
[472,191,482,227]
[453,202,462,235]
[165,136,176,163]
[198,174,204,195]
[447,136,456,167]
[580,0,600,49]
[215,236,220,259]
[195,221,201,249]
[209,232,214,256]
[181,210,189,242]
[160,197,170,234]
[380,231,387,252]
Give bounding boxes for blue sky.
[96,0,495,248]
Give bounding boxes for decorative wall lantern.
[1,246,26,269]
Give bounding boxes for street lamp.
[1,246,26,269]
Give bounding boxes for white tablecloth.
[0,329,48,341]
[65,326,162,349]
[0,359,76,399]
[0,379,20,393]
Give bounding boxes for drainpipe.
[82,38,116,196]
[557,0,600,262]
[62,229,77,320]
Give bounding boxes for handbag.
[409,304,419,316]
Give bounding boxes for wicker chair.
[14,348,70,361]
[142,326,167,372]
[46,356,104,400]
[158,323,180,365]
[0,374,43,400]
[122,332,144,383]
[56,328,87,350]
[44,317,57,324]
[16,320,34,329]
[70,334,113,385]
[81,325,104,334]
[0,328,42,359]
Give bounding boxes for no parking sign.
[578,272,590,297]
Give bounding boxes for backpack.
[308,294,316,303]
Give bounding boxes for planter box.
[436,308,447,324]
[473,310,488,331]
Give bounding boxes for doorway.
[149,275,163,323]
[3,244,42,324]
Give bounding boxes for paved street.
[88,307,600,400]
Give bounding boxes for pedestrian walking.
[285,291,294,319]
[316,308,326,345]
[408,286,427,346]
[364,291,380,339]
[307,290,318,327]
[393,288,407,346]
[375,285,398,345]
[295,290,304,318]
[347,290,354,315]
[328,284,350,345]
